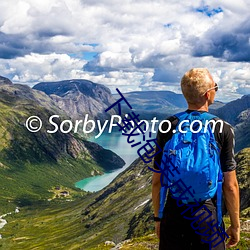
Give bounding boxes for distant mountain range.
[113,90,225,120]
[114,90,249,152]
[2,75,250,153]
[212,94,250,125]
[32,79,249,153]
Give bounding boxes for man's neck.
[187,103,209,112]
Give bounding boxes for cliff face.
[234,108,250,152]
[33,79,118,121]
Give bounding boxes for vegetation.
[1,152,249,249]
[0,84,123,214]
[236,148,250,213]
[1,206,249,250]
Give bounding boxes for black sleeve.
[153,116,178,170]
[214,120,237,172]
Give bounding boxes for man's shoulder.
[211,116,234,133]
[160,115,179,130]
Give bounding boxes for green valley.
[0,82,124,214]
[0,149,249,249]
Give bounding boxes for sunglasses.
[203,83,218,95]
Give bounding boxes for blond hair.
[181,68,214,104]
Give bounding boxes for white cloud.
[0,0,249,101]
[0,53,87,85]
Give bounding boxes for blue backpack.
[158,111,223,225]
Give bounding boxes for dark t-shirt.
[153,110,237,172]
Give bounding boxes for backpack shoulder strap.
[201,112,217,120]
[173,111,189,121]
[174,111,217,121]
[202,112,223,226]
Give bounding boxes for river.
[75,129,154,192]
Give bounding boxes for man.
[152,68,240,249]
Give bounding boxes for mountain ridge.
[0,76,12,85]
[33,79,118,122]
[213,94,250,125]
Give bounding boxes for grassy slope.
[1,202,249,250]
[0,199,89,250]
[235,148,250,213]
[0,90,109,213]
[0,157,153,249]
[1,151,249,249]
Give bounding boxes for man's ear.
[204,92,209,100]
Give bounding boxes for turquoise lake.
[75,129,155,192]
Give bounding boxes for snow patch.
[134,199,150,210]
[0,219,7,229]
[0,208,20,238]
[138,185,145,190]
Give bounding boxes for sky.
[0,0,249,102]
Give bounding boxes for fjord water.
[75,129,154,192]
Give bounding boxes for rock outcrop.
[0,75,12,85]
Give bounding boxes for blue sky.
[0,0,249,102]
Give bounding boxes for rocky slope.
[0,76,12,85]
[234,108,250,152]
[33,79,118,122]
[0,78,124,212]
[212,94,250,152]
[213,94,250,126]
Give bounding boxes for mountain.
[113,90,225,120]
[113,90,186,120]
[234,108,250,152]
[212,94,250,152]
[1,148,249,249]
[209,100,225,110]
[33,79,118,122]
[115,91,249,152]
[78,147,250,248]
[0,77,248,249]
[0,79,125,212]
[213,94,250,126]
